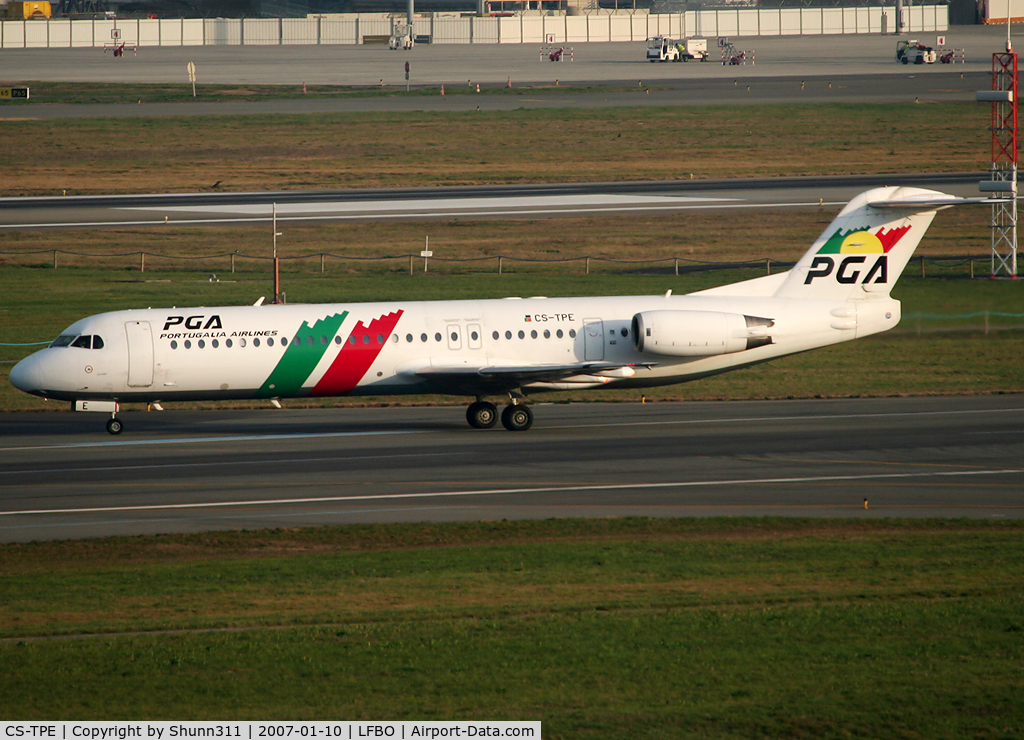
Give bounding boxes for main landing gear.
[501,403,533,431]
[467,400,498,429]
[466,399,533,431]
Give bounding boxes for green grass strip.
[1,518,1022,734]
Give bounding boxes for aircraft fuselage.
[11,293,899,404]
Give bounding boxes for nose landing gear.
[106,415,123,435]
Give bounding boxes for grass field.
[0,102,990,196]
[1,519,1022,736]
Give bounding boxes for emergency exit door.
[583,319,604,361]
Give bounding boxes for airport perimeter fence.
[6,246,794,276]
[0,5,947,50]
[0,248,1004,278]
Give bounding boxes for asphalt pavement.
[1,396,1022,542]
[0,25,1014,118]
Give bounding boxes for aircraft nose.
[10,353,43,395]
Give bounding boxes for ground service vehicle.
[3,1,51,18]
[389,24,414,50]
[647,37,679,62]
[676,38,709,61]
[896,39,936,64]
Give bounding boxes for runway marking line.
[0,428,423,452]
[122,193,742,216]
[730,455,1000,471]
[2,467,1022,517]
[0,200,846,230]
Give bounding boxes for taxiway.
[1,395,1022,542]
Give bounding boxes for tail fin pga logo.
[805,254,887,285]
[803,226,910,285]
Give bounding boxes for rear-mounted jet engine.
[631,310,774,357]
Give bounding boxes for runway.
[0,173,988,229]
[1,395,1022,542]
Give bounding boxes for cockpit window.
[51,334,104,349]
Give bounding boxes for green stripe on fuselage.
[257,312,348,397]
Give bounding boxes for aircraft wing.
[412,361,656,392]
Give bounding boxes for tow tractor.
[647,36,679,62]
[896,39,936,64]
[389,24,414,50]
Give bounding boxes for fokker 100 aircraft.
[9,187,974,433]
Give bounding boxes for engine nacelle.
[632,310,774,357]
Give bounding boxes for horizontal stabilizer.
[868,194,1010,210]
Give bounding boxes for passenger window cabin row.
[52,326,589,352]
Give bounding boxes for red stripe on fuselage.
[310,310,404,396]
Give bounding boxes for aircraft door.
[583,318,604,361]
[124,321,154,387]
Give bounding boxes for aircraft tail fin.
[772,187,962,301]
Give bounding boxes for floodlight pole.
[273,203,284,303]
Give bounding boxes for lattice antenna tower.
[982,12,1018,277]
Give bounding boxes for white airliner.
[9,187,976,434]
